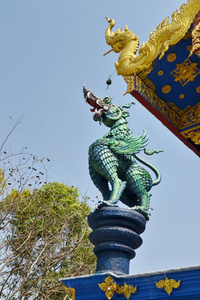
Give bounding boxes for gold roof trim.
[104,0,200,77]
[136,76,200,128]
[135,77,180,128]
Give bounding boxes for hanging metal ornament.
[106,70,115,90]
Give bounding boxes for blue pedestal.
[61,205,200,299]
[88,206,146,275]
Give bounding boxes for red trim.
[131,89,200,158]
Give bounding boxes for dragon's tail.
[134,154,161,186]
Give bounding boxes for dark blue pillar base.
[87,206,146,276]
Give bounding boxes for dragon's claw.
[132,206,149,220]
[95,200,118,210]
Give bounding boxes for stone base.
[87,206,146,275]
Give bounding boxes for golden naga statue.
[104,0,200,77]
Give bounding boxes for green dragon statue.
[83,85,162,219]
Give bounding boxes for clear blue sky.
[0,0,199,275]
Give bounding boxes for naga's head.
[83,85,134,127]
[104,17,139,57]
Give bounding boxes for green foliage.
[0,182,96,300]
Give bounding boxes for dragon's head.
[83,85,113,125]
[83,85,134,127]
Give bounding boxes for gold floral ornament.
[63,286,76,300]
[116,282,137,299]
[98,276,137,300]
[98,276,119,300]
[155,277,181,295]
[171,58,200,86]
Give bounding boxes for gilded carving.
[182,127,200,144]
[179,94,185,99]
[189,130,200,144]
[158,70,164,76]
[184,29,193,39]
[189,12,200,58]
[63,286,76,300]
[136,77,180,128]
[179,101,200,130]
[98,276,118,300]
[98,276,137,300]
[166,102,192,117]
[162,85,172,93]
[187,45,192,51]
[123,75,135,94]
[196,85,200,93]
[171,58,200,86]
[116,283,137,299]
[135,77,200,135]
[167,53,177,62]
[104,0,200,78]
[138,65,155,91]
[156,277,181,295]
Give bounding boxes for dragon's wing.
[109,131,149,155]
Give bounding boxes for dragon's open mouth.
[93,108,104,121]
[84,88,106,121]
[83,85,111,122]
[86,96,102,112]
